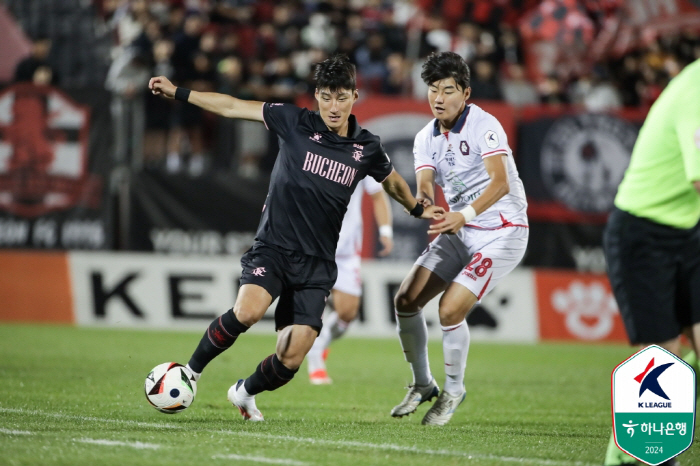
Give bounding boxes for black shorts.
[603,208,700,344]
[239,241,337,332]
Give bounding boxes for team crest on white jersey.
[460,141,469,155]
[445,144,456,167]
[485,131,498,148]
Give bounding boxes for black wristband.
[409,202,424,218]
[174,87,191,102]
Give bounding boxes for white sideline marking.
[0,428,32,435]
[212,454,308,465]
[0,407,177,429]
[74,438,160,450]
[221,432,595,466]
[1,407,596,466]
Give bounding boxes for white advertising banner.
[69,252,538,341]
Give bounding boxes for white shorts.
[333,254,362,297]
[415,225,528,302]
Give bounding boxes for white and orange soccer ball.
[144,362,197,414]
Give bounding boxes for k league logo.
[612,345,696,465]
[635,358,673,404]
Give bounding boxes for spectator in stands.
[500,63,538,108]
[382,52,408,95]
[469,59,502,100]
[452,22,480,63]
[613,55,642,107]
[14,35,58,85]
[301,12,336,53]
[167,13,209,175]
[106,46,151,170]
[355,32,389,93]
[571,68,622,112]
[424,14,452,53]
[143,38,175,169]
[538,74,568,105]
[109,0,150,55]
[215,55,264,175]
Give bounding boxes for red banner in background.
[0,83,113,250]
[535,269,628,342]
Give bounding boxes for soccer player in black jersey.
[148,55,444,421]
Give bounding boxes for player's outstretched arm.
[370,190,393,257]
[382,170,444,220]
[429,154,509,235]
[148,76,264,122]
[416,169,436,207]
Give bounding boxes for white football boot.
[227,379,264,421]
[421,388,466,426]
[390,379,440,417]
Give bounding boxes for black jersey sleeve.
[262,103,305,137]
[366,142,394,182]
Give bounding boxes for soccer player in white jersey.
[391,51,529,426]
[307,176,393,384]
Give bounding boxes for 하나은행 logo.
[611,345,696,465]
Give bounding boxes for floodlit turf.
[0,324,696,466]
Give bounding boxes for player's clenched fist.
[149,76,176,99]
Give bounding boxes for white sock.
[308,311,336,373]
[185,363,201,382]
[330,314,350,340]
[396,311,432,386]
[441,321,470,396]
[237,380,253,399]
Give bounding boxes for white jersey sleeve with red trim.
[413,123,436,174]
[471,112,512,159]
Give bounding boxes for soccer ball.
[144,362,197,414]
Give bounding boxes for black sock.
[244,353,297,395]
[188,309,248,373]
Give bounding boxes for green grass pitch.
[0,324,696,466]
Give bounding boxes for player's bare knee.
[438,303,468,327]
[335,304,358,323]
[394,291,418,315]
[232,305,263,327]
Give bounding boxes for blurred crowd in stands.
[6,0,700,177]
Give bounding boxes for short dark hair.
[314,54,356,93]
[421,52,471,91]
